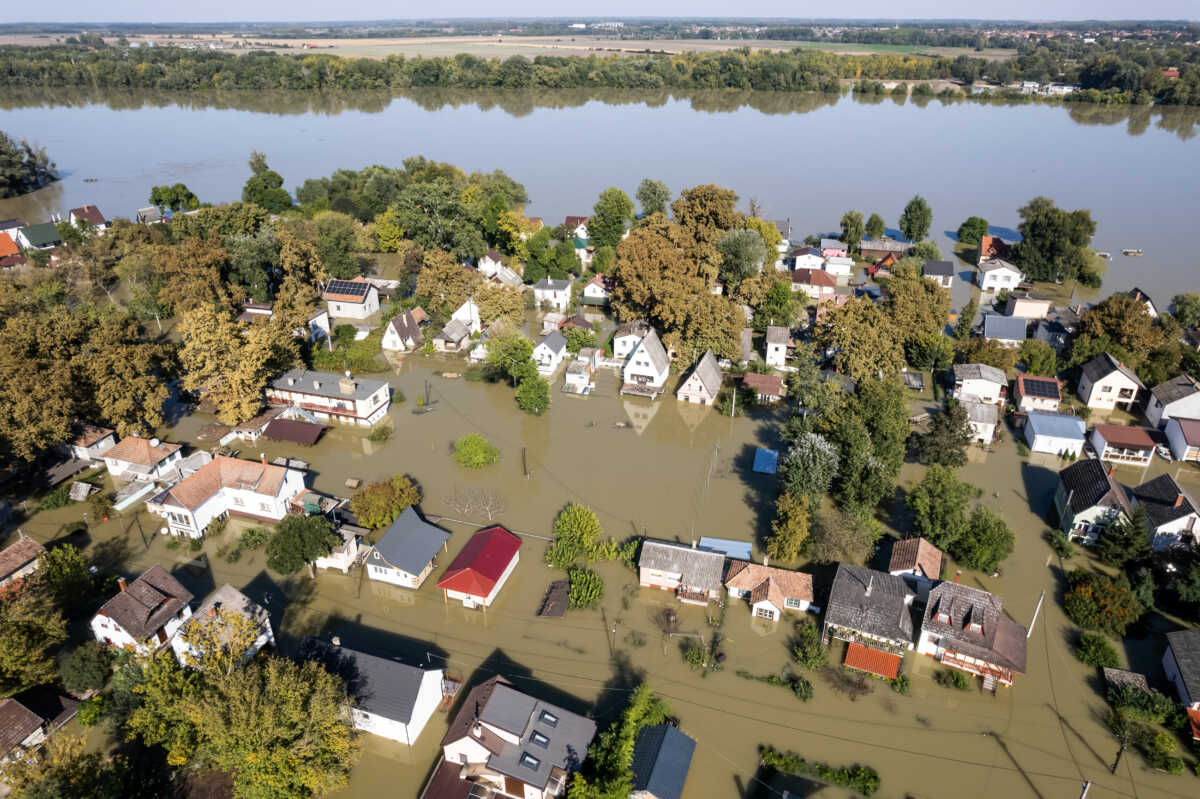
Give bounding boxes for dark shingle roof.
[953,363,1007,385]
[1151,374,1200,406]
[372,507,450,576]
[639,540,725,594]
[923,582,1027,673]
[683,350,722,395]
[1132,474,1197,530]
[1057,459,1132,516]
[1166,629,1200,703]
[824,564,914,645]
[339,645,436,724]
[983,314,1027,342]
[1081,353,1145,389]
[631,724,696,799]
[0,698,42,754]
[96,564,192,641]
[922,260,954,277]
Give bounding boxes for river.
[2,88,1199,303]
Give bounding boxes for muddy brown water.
[12,358,1200,799]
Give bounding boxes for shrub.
[936,669,972,691]
[567,568,604,610]
[240,527,270,548]
[890,674,910,695]
[545,503,603,570]
[759,745,881,796]
[683,639,707,671]
[735,671,813,702]
[1064,569,1145,637]
[452,433,500,468]
[368,425,393,443]
[1075,632,1118,668]
[1047,528,1074,559]
[37,483,73,512]
[1016,441,1030,457]
[77,695,109,727]
[1108,683,1176,724]
[789,617,827,670]
[58,641,112,694]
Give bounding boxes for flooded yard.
[10,359,1200,799]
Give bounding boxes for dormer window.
[520,752,541,770]
[936,611,950,624]
[968,622,982,634]
[531,731,550,749]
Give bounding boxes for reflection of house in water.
[364,579,419,606]
[622,396,662,436]
[674,397,710,435]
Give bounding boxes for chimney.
[208,606,218,618]
[1175,494,1185,508]
[117,577,127,592]
[762,555,769,568]
[331,635,341,647]
[954,570,962,584]
[260,452,267,465]
[865,574,873,597]
[313,380,321,390]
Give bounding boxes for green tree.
[312,211,360,279]
[485,333,536,384]
[815,297,903,383]
[241,151,292,213]
[766,493,811,564]
[590,187,634,249]
[1171,292,1200,328]
[515,376,551,415]
[0,587,67,698]
[1064,569,1145,637]
[1018,339,1058,376]
[717,228,768,292]
[1097,507,1151,569]
[951,507,1015,573]
[906,464,976,548]
[635,178,671,217]
[839,210,864,254]
[545,503,604,570]
[744,217,782,254]
[754,279,798,332]
[1075,632,1119,668]
[790,617,827,670]
[955,336,1018,371]
[34,544,91,611]
[58,641,111,694]
[124,653,201,766]
[884,262,950,348]
[179,606,264,678]
[806,502,878,565]
[955,216,989,245]
[567,568,604,609]
[1013,197,1098,284]
[912,240,941,261]
[899,195,932,242]
[570,684,671,798]
[954,295,978,340]
[907,334,954,370]
[865,213,886,241]
[348,475,421,530]
[0,131,57,198]
[779,432,840,503]
[149,182,199,211]
[565,327,598,354]
[77,316,170,437]
[0,735,109,798]
[266,516,338,577]
[453,433,500,468]
[913,403,973,467]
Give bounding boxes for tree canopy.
[1013,196,1099,285]
[899,195,932,242]
[0,130,57,198]
[266,516,339,575]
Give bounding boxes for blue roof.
[631,725,695,799]
[698,537,753,561]
[1026,411,1086,440]
[372,507,450,576]
[753,448,779,474]
[983,314,1028,342]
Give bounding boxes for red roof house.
[436,526,521,609]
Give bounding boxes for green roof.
[20,222,61,248]
[572,237,588,248]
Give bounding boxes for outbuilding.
[1023,411,1086,456]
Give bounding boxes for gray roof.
[435,318,470,344]
[922,582,1027,673]
[820,238,844,250]
[1132,474,1198,530]
[983,314,1028,342]
[824,564,914,646]
[765,325,789,345]
[739,328,754,361]
[1057,459,1132,516]
[184,583,269,640]
[635,329,670,374]
[534,278,572,292]
[387,311,423,347]
[323,642,438,725]
[684,350,722,395]
[269,369,387,402]
[631,725,695,799]
[1026,411,1086,440]
[372,507,450,576]
[979,257,1020,274]
[1166,628,1200,703]
[481,684,596,790]
[1151,374,1200,406]
[1081,353,1145,389]
[962,399,1000,425]
[770,219,790,239]
[638,540,725,594]
[96,564,193,641]
[537,330,567,354]
[615,319,651,339]
[953,363,1007,386]
[922,260,954,277]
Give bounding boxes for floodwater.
[2,88,1200,303]
[12,354,1200,799]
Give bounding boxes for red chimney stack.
[117,577,127,592]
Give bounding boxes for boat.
[1121,249,1143,257]
[1096,252,1111,259]
[440,372,461,379]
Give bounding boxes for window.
[785,598,802,609]
[755,607,775,620]
[520,752,541,770]
[936,612,950,623]
[530,731,550,749]
[233,496,245,507]
[539,710,558,727]
[259,502,271,512]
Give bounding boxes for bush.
[936,669,972,691]
[759,745,881,796]
[789,617,828,670]
[735,671,814,702]
[1075,632,1118,668]
[368,425,393,443]
[452,433,499,468]
[1108,683,1176,724]
[1064,569,1145,637]
[240,527,270,548]
[58,641,112,694]
[77,695,109,727]
[1047,528,1074,559]
[1016,441,1030,457]
[890,674,910,695]
[567,568,604,610]
[545,503,604,570]
[37,483,73,512]
[683,639,707,671]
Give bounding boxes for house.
[170,583,273,669]
[922,260,954,288]
[790,268,837,301]
[676,350,721,405]
[866,251,898,279]
[564,215,590,239]
[314,523,366,574]
[434,319,471,352]
[1165,417,1200,462]
[573,237,594,269]
[367,507,451,589]
[614,319,652,360]
[15,222,61,251]
[788,246,824,271]
[1128,287,1158,318]
[235,302,331,342]
[1005,294,1052,319]
[103,436,183,482]
[322,277,380,320]
[66,424,117,460]
[1077,353,1145,411]
[741,372,786,403]
[823,255,855,279]
[478,250,505,277]
[439,676,596,799]
[1035,306,1081,353]
[436,526,521,609]
[887,537,943,597]
[0,232,26,268]
[765,325,788,369]
[1163,629,1200,708]
[621,329,670,398]
[1023,411,1086,456]
[328,642,444,746]
[69,205,109,231]
[983,313,1027,347]
[451,297,483,334]
[860,238,909,260]
[1131,474,1199,550]
[917,582,1028,688]
[977,259,1023,292]
[1055,459,1132,541]
[146,456,306,539]
[135,206,165,224]
[90,564,193,654]
[533,331,568,376]
[1013,374,1062,412]
[819,238,847,258]
[1090,425,1160,467]
[953,363,1007,404]
[0,534,45,589]
[267,369,391,426]
[533,278,571,313]
[1146,374,1200,429]
[724,560,814,621]
[491,264,524,288]
[0,692,77,762]
[0,219,25,239]
[381,310,425,352]
[638,540,725,606]
[823,564,915,670]
[581,274,611,306]
[631,724,696,799]
[963,399,1000,443]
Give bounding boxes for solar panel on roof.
[1022,377,1060,398]
[326,279,370,298]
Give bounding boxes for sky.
[5,2,1197,24]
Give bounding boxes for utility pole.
[1027,589,1046,639]
[1079,781,1092,799]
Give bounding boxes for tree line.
[0,129,56,198]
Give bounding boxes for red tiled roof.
[0,233,18,259]
[741,373,785,396]
[843,642,901,680]
[1093,424,1158,450]
[1188,708,1200,741]
[70,205,107,226]
[791,268,836,287]
[436,526,521,598]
